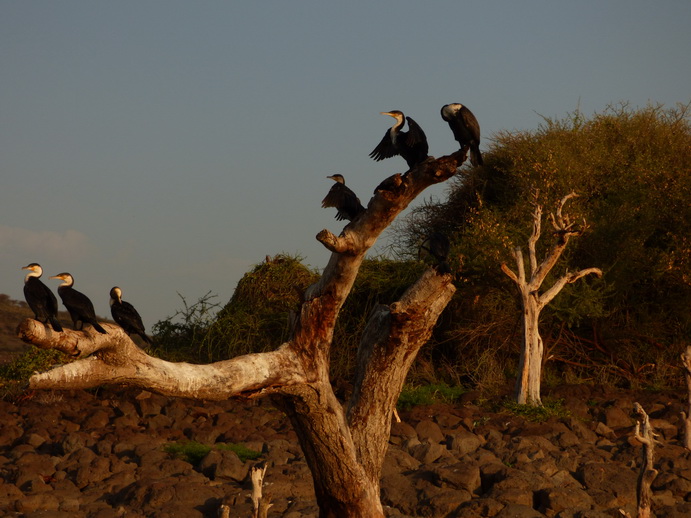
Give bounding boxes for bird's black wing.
[369,130,398,161]
[321,184,344,210]
[115,301,147,333]
[322,183,364,221]
[460,107,481,143]
[404,117,428,148]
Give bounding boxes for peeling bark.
[502,193,602,405]
[632,402,657,518]
[19,151,465,516]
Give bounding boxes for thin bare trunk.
[502,193,602,406]
[633,403,657,518]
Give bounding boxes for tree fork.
[19,151,466,515]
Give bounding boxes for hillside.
[0,294,111,363]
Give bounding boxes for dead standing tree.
[18,151,465,517]
[501,192,602,406]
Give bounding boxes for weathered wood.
[19,151,466,516]
[633,402,657,518]
[502,192,602,405]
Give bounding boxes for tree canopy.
[398,103,691,387]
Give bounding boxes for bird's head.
[110,286,123,304]
[380,110,405,124]
[49,272,74,286]
[441,103,463,119]
[326,174,345,184]
[22,263,43,275]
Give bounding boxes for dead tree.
[632,402,657,518]
[681,346,691,450]
[501,192,602,406]
[18,151,465,517]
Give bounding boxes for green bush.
[163,440,262,465]
[399,102,691,389]
[397,382,466,410]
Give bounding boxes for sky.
[2,1,690,329]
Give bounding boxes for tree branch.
[347,268,456,483]
[528,204,542,276]
[539,267,603,307]
[20,320,306,400]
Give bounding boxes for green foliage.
[501,398,571,422]
[0,347,67,381]
[148,102,690,392]
[217,442,263,461]
[397,382,466,410]
[164,440,212,465]
[202,254,319,362]
[0,347,72,399]
[163,440,262,465]
[333,257,425,380]
[400,102,691,389]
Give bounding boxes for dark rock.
[578,461,637,507]
[452,497,505,518]
[447,429,484,456]
[409,440,449,464]
[537,486,594,516]
[381,446,421,477]
[416,419,445,443]
[600,406,632,429]
[494,503,546,518]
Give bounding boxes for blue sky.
[2,1,690,328]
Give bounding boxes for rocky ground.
[0,383,690,518]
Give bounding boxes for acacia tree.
[18,151,466,517]
[501,192,602,405]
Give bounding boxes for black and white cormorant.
[440,103,483,166]
[50,273,107,334]
[369,110,429,169]
[22,263,63,332]
[109,286,152,346]
[321,174,365,221]
[419,232,452,274]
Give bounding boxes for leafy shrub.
[397,382,466,410]
[163,440,262,465]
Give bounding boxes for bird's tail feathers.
[471,145,484,167]
[91,321,108,334]
[49,317,63,332]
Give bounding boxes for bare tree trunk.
[681,346,691,450]
[19,152,464,516]
[513,292,544,405]
[632,402,657,518]
[502,193,602,406]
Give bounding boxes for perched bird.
[50,273,107,334]
[440,103,483,166]
[419,232,452,274]
[22,263,63,332]
[369,110,429,169]
[109,286,152,346]
[321,174,365,221]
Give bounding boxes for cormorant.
[22,263,63,332]
[50,273,107,334]
[369,111,429,169]
[419,232,452,274]
[109,286,152,346]
[321,174,365,221]
[440,103,483,166]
